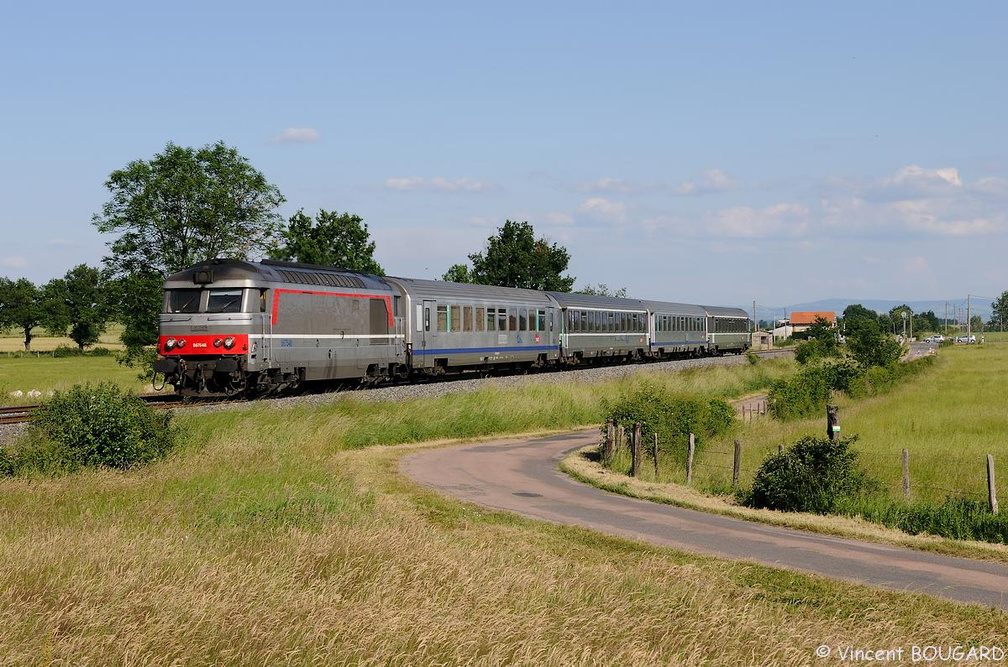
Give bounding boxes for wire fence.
[601,417,1001,513]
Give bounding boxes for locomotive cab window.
[166,288,201,313]
[207,289,244,313]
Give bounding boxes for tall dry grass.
[2,357,1006,664]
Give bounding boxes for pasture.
[691,343,1008,506]
[1,352,1006,663]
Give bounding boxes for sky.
[2,1,1006,312]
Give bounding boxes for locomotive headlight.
[223,336,236,349]
[213,338,223,348]
[176,339,186,349]
[164,338,177,351]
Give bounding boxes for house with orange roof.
[788,311,836,334]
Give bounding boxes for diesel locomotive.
[153,259,751,396]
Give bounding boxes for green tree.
[794,316,840,364]
[846,317,903,367]
[92,141,285,353]
[0,278,42,351]
[840,304,878,329]
[576,283,628,298]
[441,263,473,283]
[889,304,913,338]
[989,291,1008,331]
[41,265,109,350]
[460,220,575,291]
[269,208,384,275]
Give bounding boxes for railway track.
[0,348,791,427]
[0,394,183,426]
[0,404,40,425]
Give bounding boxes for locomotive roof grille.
[276,268,366,289]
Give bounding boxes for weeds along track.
[0,349,792,428]
[0,394,185,426]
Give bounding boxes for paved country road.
[401,429,1008,611]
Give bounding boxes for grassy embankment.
[2,356,1007,663]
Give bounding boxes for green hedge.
[1,382,178,477]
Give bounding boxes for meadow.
[0,325,155,401]
[2,349,1007,664]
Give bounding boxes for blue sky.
[2,1,1006,310]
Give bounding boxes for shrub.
[822,358,864,395]
[747,435,876,514]
[602,384,735,461]
[52,345,84,358]
[5,382,179,475]
[767,366,830,421]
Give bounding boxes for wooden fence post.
[988,454,999,515]
[732,439,742,488]
[631,423,642,477]
[685,433,696,484]
[902,448,910,501]
[603,420,614,465]
[826,405,840,441]
[653,433,659,478]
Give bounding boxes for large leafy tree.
[269,208,384,275]
[846,317,903,367]
[448,220,574,291]
[989,290,1008,331]
[41,264,109,350]
[92,141,285,351]
[0,278,42,351]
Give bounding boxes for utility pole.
[967,294,972,341]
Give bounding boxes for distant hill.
[747,297,992,326]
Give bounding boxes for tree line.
[0,141,596,356]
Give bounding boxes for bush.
[746,435,876,514]
[767,366,830,421]
[822,358,864,395]
[602,383,735,461]
[3,382,178,476]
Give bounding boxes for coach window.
[519,309,527,331]
[463,306,473,332]
[536,309,546,332]
[450,305,461,332]
[437,304,448,332]
[475,307,485,332]
[498,308,508,331]
[508,307,517,331]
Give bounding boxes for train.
[152,259,751,397]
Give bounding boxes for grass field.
[0,323,126,353]
[2,354,1007,663]
[0,355,152,402]
[686,343,1008,506]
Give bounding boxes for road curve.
[401,429,1008,611]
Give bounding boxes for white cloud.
[0,256,28,269]
[577,177,639,194]
[385,176,491,192]
[822,165,1008,238]
[674,169,737,196]
[273,127,321,143]
[707,203,810,238]
[577,197,627,225]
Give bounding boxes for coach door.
[259,289,273,366]
[419,299,437,369]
